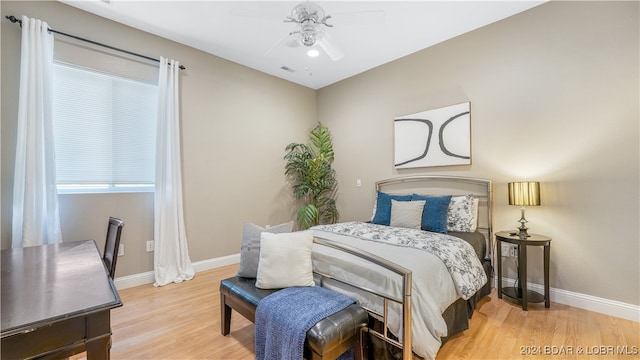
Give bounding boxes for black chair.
[103,217,125,279]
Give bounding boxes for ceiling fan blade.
[317,33,343,61]
[265,32,296,58]
[286,38,301,48]
[229,4,282,19]
[331,10,385,26]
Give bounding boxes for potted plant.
[284,123,339,229]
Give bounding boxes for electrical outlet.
[146,240,154,252]
[501,245,510,257]
[501,244,518,257]
[118,244,124,256]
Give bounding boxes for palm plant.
[284,123,339,229]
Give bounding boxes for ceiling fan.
[266,1,344,61]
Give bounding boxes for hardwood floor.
[437,290,639,360]
[76,264,638,359]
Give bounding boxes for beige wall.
[1,1,316,277]
[2,1,638,307]
[317,1,639,306]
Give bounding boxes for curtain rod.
[5,15,186,70]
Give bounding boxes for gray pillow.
[389,199,425,230]
[237,221,294,278]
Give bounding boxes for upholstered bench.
[220,276,368,360]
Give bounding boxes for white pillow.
[237,221,294,278]
[255,230,315,289]
[389,199,425,230]
[447,195,479,232]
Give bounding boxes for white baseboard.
[113,253,240,290]
[495,275,640,322]
[114,258,638,323]
[192,253,241,273]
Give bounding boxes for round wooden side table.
[495,231,551,310]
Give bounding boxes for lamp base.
[517,223,530,238]
[517,206,531,238]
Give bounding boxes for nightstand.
[495,231,551,310]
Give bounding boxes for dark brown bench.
[220,276,368,360]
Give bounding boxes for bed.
[309,175,493,360]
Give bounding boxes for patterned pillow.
[447,194,479,232]
[237,221,294,278]
[389,199,425,230]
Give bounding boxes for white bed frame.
[312,175,493,360]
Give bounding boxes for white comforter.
[311,222,487,360]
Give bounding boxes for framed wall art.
[394,102,471,169]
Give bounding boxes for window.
[52,62,157,193]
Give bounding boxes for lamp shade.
[508,181,540,206]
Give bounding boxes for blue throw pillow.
[411,194,452,233]
[372,191,412,226]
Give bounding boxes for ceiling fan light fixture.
[290,2,327,26]
[300,22,322,47]
[267,1,344,62]
[301,33,316,46]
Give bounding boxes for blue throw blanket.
[255,286,355,360]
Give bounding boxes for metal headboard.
[375,175,494,261]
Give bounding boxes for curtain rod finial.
[6,15,22,25]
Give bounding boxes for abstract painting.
[394,102,471,168]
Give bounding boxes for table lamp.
[508,181,540,238]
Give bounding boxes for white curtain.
[154,57,194,287]
[12,16,62,248]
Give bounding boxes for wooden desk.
[1,240,122,359]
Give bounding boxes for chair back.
[103,217,125,279]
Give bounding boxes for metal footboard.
[313,237,413,360]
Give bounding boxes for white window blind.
[52,62,157,193]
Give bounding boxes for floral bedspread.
[312,221,487,300]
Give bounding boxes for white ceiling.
[60,1,545,89]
